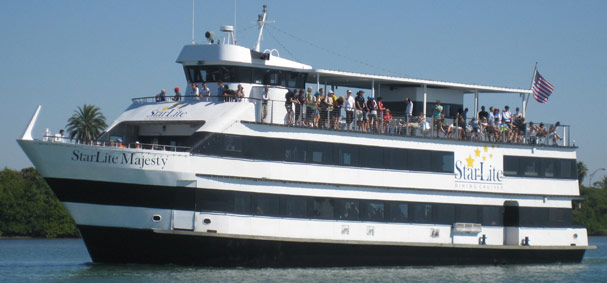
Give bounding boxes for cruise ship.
[18,6,592,266]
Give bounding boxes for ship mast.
[254,5,268,52]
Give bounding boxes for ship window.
[543,158,556,177]
[284,140,307,163]
[335,199,360,220]
[456,205,480,223]
[224,135,242,154]
[548,208,571,225]
[252,68,267,84]
[307,143,333,164]
[559,159,574,179]
[433,204,455,224]
[520,207,548,227]
[522,157,539,177]
[234,192,251,214]
[309,198,334,219]
[384,148,407,170]
[335,144,359,166]
[431,151,454,173]
[360,201,385,222]
[388,203,409,222]
[408,150,431,171]
[503,156,519,176]
[413,203,433,222]
[282,196,308,218]
[252,137,283,161]
[359,146,384,169]
[198,190,234,212]
[253,194,280,217]
[481,206,502,226]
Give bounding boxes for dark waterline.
[0,237,604,282]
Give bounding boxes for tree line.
[0,167,78,238]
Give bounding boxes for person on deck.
[345,90,355,131]
[191,83,200,99]
[217,81,225,97]
[333,96,344,130]
[235,84,245,102]
[304,87,314,127]
[200,82,211,98]
[432,99,444,137]
[285,89,296,125]
[296,89,306,125]
[405,97,413,123]
[172,87,182,101]
[355,91,366,132]
[377,97,386,133]
[155,89,166,102]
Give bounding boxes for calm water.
[0,237,605,282]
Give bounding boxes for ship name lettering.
[454,160,503,183]
[71,150,168,169]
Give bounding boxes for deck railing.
[41,136,191,152]
[55,94,573,149]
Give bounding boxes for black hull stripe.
[45,177,196,210]
[78,225,586,267]
[46,178,576,227]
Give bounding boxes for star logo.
[474,148,481,157]
[466,155,475,167]
[483,146,488,152]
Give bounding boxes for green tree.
[0,167,78,238]
[577,161,588,185]
[65,104,107,143]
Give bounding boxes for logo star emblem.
[474,148,481,157]
[466,155,475,167]
[483,146,488,152]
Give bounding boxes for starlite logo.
[146,102,189,119]
[454,146,504,184]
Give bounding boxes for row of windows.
[503,156,577,179]
[184,66,308,89]
[192,133,454,173]
[194,189,573,227]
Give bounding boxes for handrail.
[41,136,192,152]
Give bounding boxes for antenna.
[254,5,268,52]
[191,0,195,44]
[233,0,237,44]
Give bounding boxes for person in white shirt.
[191,83,200,99]
[405,97,413,123]
[200,82,211,98]
[345,90,355,131]
[502,105,512,126]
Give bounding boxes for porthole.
[152,215,162,222]
[203,218,211,225]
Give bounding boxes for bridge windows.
[184,65,308,88]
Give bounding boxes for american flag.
[532,71,554,103]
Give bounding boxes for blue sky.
[1,0,606,183]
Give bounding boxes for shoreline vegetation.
[1,167,607,238]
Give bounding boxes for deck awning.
[306,69,532,94]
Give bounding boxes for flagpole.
[523,62,538,118]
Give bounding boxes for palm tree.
[65,104,107,143]
[577,161,588,186]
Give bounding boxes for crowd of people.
[429,101,562,145]
[152,82,563,146]
[155,81,246,102]
[281,87,400,133]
